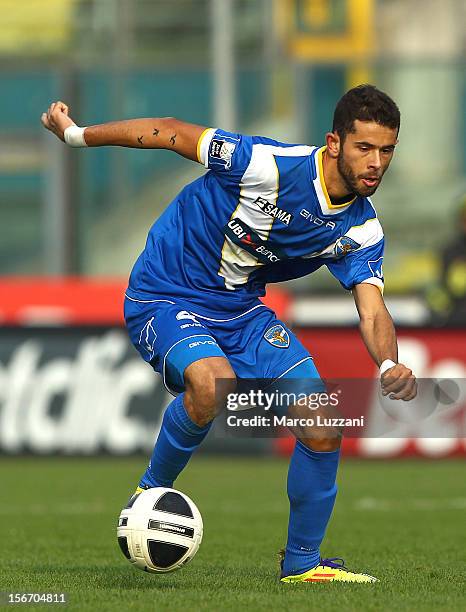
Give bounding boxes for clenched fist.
[41,100,75,141]
[381,363,417,401]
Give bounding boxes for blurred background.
[1,0,465,290]
[0,0,465,457]
[1,6,465,606]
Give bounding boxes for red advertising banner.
[0,279,464,457]
[0,278,127,325]
[0,279,291,325]
[275,328,466,458]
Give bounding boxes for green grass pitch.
[1,456,465,611]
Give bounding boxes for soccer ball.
[117,487,203,573]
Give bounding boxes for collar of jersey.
[312,146,357,216]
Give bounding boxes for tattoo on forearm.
[137,135,144,145]
[153,128,159,137]
[170,134,177,146]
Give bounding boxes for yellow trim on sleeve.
[196,127,213,164]
[317,147,356,209]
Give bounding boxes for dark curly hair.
[333,84,400,141]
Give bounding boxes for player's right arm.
[40,100,208,163]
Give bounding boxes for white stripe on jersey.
[218,144,282,288]
[301,217,384,259]
[252,143,315,158]
[218,143,316,289]
[346,217,384,247]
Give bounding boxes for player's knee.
[298,434,342,453]
[184,357,236,426]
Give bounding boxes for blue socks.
[282,441,340,576]
[141,395,338,577]
[139,393,212,488]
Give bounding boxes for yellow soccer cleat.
[280,555,378,584]
[125,485,150,509]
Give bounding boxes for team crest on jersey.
[254,197,294,226]
[334,236,361,258]
[264,324,290,349]
[209,139,236,169]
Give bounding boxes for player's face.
[337,120,398,197]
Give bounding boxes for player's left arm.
[352,283,417,401]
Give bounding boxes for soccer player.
[42,85,417,583]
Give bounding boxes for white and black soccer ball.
[117,487,203,573]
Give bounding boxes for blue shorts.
[124,295,324,395]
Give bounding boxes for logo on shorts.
[188,340,218,349]
[139,317,157,357]
[176,310,198,322]
[264,324,290,349]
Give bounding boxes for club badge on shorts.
[264,324,290,349]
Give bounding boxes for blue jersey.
[126,129,385,315]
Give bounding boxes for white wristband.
[380,359,397,375]
[64,125,87,147]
